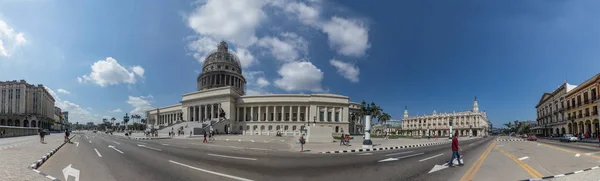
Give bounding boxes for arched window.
[335,126,339,133]
[268,125,273,130]
[284,126,289,130]
[239,126,243,131]
[246,126,250,130]
[260,125,265,130]
[276,125,281,130]
[292,126,297,130]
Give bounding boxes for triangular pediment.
[535,93,552,108]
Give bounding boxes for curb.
[29,135,76,170]
[520,165,600,181]
[320,140,452,154]
[32,169,58,181]
[132,137,171,140]
[496,139,526,142]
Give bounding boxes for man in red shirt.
[449,131,463,167]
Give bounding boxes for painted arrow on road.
[74,142,79,147]
[108,145,124,154]
[62,164,80,181]
[428,158,464,173]
[378,152,425,162]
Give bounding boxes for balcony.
[585,113,590,117]
[578,114,583,118]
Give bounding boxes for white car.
[560,134,578,142]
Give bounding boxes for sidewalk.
[0,134,66,181]
[295,136,478,153]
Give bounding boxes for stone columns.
[237,106,240,121]
[305,106,309,122]
[266,106,270,121]
[281,106,284,121]
[258,106,262,121]
[297,106,300,122]
[204,105,207,121]
[289,106,293,121]
[250,106,254,121]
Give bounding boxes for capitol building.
[146,41,363,136]
[401,98,490,137]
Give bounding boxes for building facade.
[0,80,56,129]
[147,41,360,136]
[401,98,490,137]
[535,82,576,136]
[564,74,600,137]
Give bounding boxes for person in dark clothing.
[203,131,208,143]
[64,130,71,143]
[39,128,45,143]
[449,131,463,167]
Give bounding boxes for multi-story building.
[564,73,600,137]
[535,82,577,136]
[147,41,362,136]
[0,80,56,129]
[401,97,490,137]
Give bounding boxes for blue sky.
[1,0,600,127]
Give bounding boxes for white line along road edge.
[109,145,124,154]
[518,156,529,160]
[94,148,103,157]
[169,160,254,181]
[207,153,257,161]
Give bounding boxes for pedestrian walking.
[597,133,600,147]
[435,133,438,141]
[203,131,208,143]
[340,132,345,146]
[299,135,306,152]
[448,131,463,167]
[39,128,45,143]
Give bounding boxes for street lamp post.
[361,101,374,149]
[449,118,454,139]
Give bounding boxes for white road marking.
[74,142,79,147]
[208,153,258,161]
[169,160,254,181]
[419,153,444,162]
[358,153,373,156]
[108,145,124,154]
[518,156,529,160]
[85,135,89,139]
[94,148,103,157]
[138,144,162,151]
[585,151,600,155]
[189,143,272,151]
[226,139,229,141]
[385,151,414,156]
[113,141,121,145]
[575,154,581,157]
[251,140,255,142]
[378,153,425,162]
[468,143,474,146]
[162,144,169,146]
[137,142,146,144]
[89,140,92,144]
[238,139,241,142]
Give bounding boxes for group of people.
[339,133,351,146]
[203,130,216,143]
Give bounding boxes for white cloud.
[284,2,320,26]
[45,86,104,124]
[187,0,265,47]
[246,89,271,96]
[322,17,370,57]
[109,109,122,113]
[78,57,145,87]
[187,36,219,64]
[57,88,71,94]
[256,77,270,87]
[0,19,27,57]
[132,66,145,77]
[232,47,257,68]
[127,95,154,116]
[258,32,308,62]
[329,59,359,83]
[274,61,325,92]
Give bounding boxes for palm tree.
[371,103,383,123]
[110,117,116,130]
[379,113,391,125]
[504,122,513,134]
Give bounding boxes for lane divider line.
[169,160,254,181]
[419,153,444,162]
[518,156,529,160]
[460,141,496,181]
[94,148,103,157]
[496,147,542,178]
[207,153,258,161]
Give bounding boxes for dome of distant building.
[197,41,246,95]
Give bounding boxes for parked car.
[520,134,528,138]
[560,134,578,142]
[527,135,537,141]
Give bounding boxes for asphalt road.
[38,131,494,181]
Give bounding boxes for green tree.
[379,112,391,125]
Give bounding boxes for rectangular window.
[292,113,297,121]
[285,113,289,121]
[270,113,274,121]
[327,112,332,122]
[300,113,305,121]
[320,111,324,121]
[335,112,339,122]
[592,89,598,100]
[15,89,20,113]
[278,113,282,121]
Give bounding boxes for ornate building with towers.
[401,97,490,137]
[147,41,363,136]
